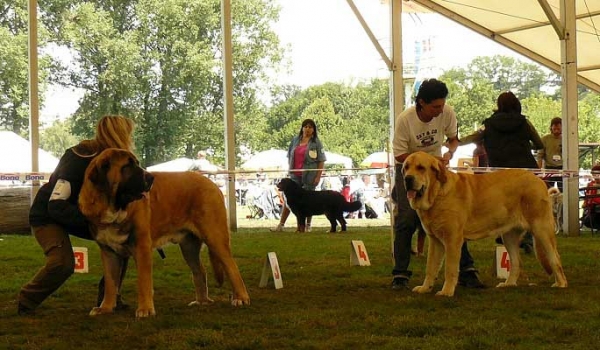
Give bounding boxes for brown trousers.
[18,224,76,309]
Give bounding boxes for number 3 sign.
[73,247,89,273]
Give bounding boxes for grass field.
[2,216,600,350]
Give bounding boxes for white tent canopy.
[408,0,600,92]
[0,131,58,173]
[241,149,353,171]
[324,151,353,169]
[240,149,288,171]
[147,157,220,172]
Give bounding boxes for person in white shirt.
[390,78,484,290]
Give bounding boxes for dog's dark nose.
[144,172,154,191]
[404,175,415,190]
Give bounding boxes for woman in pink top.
[271,119,327,232]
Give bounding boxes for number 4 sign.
[350,240,370,266]
[494,245,510,279]
[259,252,283,289]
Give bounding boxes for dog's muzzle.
[404,175,424,199]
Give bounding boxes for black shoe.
[495,236,503,245]
[17,302,35,316]
[458,270,486,289]
[521,243,533,255]
[115,294,130,311]
[391,277,410,290]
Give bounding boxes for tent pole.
[560,0,579,236]
[28,0,40,204]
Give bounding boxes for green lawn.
[2,224,600,350]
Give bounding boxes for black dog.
[276,178,362,232]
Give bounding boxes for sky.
[271,0,520,87]
[40,0,523,121]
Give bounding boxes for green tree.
[440,55,562,138]
[467,55,558,98]
[56,0,283,166]
[440,69,497,137]
[0,0,54,134]
[40,119,79,157]
[521,94,561,135]
[263,79,390,166]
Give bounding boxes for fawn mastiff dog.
[79,148,250,317]
[402,151,567,297]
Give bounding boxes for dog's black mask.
[115,166,154,210]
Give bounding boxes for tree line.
[2,0,599,168]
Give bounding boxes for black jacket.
[29,147,96,239]
[483,111,542,169]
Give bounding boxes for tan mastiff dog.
[79,148,250,317]
[402,151,567,297]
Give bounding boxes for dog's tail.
[342,200,362,213]
[548,187,561,196]
[208,250,226,287]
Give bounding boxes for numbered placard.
[73,247,89,273]
[494,245,510,279]
[259,252,283,289]
[350,240,370,266]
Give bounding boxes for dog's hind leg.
[497,228,522,288]
[200,227,250,306]
[325,214,337,232]
[531,222,568,288]
[179,233,213,306]
[338,215,348,232]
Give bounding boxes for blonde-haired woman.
[18,115,135,315]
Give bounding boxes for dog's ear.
[432,159,447,184]
[80,156,112,220]
[88,158,110,187]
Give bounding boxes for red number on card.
[501,251,511,271]
[74,252,84,269]
[358,245,367,261]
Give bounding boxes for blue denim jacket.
[287,135,327,187]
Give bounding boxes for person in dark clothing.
[461,91,543,252]
[18,115,136,315]
[462,91,543,168]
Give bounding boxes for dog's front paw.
[412,285,433,294]
[230,294,251,306]
[136,307,156,318]
[496,281,517,288]
[188,297,214,307]
[551,282,567,288]
[89,307,114,316]
[435,289,455,297]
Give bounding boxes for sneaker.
[391,277,410,290]
[306,225,312,232]
[270,224,284,232]
[17,302,35,316]
[458,270,486,289]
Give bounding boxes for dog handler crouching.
[390,79,484,290]
[17,115,135,315]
